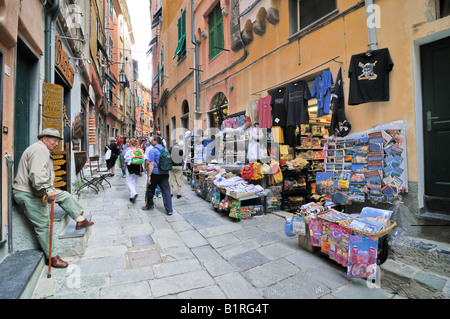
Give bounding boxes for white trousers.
[126,169,139,198]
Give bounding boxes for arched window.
[209,92,228,128]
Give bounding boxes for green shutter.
[208,5,224,60]
[173,9,187,60]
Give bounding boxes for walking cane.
[42,195,55,278]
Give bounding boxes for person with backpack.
[124,138,143,203]
[169,140,184,199]
[141,135,173,215]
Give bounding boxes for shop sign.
[51,144,71,192]
[43,82,64,151]
[55,35,74,88]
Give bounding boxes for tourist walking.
[169,140,184,199]
[144,137,162,198]
[142,136,173,215]
[105,137,120,176]
[120,138,129,177]
[124,138,143,203]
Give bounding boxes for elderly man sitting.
[13,128,94,268]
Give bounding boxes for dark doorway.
[421,36,450,200]
[14,39,38,174]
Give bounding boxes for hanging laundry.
[312,70,334,118]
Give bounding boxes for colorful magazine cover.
[320,221,331,253]
[309,219,322,247]
[347,235,379,279]
[329,223,352,267]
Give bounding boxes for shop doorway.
[420,36,450,201]
[14,39,38,174]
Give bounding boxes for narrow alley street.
[31,174,397,300]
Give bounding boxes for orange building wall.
[231,0,447,184]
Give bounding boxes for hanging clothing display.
[312,70,334,118]
[247,126,267,162]
[271,126,284,144]
[283,80,311,126]
[348,48,394,105]
[329,67,351,137]
[245,99,259,125]
[257,95,272,129]
[270,87,286,127]
[284,125,299,147]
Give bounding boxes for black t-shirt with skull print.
[348,48,393,105]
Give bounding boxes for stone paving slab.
[246,259,299,287]
[149,270,215,298]
[228,249,270,272]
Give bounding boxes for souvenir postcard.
[316,172,335,196]
[359,206,393,226]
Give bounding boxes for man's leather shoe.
[51,255,69,268]
[75,218,94,230]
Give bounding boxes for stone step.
[59,215,92,239]
[422,196,450,221]
[0,249,44,299]
[387,236,450,278]
[380,259,450,299]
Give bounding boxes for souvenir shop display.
[291,202,395,279]
[322,120,408,205]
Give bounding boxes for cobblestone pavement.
[31,174,399,299]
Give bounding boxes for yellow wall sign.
[43,83,64,151]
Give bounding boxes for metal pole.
[5,153,14,253]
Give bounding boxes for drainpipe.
[5,153,14,253]
[365,0,378,51]
[44,0,61,83]
[191,0,200,137]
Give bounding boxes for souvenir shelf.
[295,123,328,192]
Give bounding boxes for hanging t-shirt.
[312,70,334,118]
[270,88,286,127]
[329,67,351,137]
[283,80,311,126]
[245,99,259,125]
[348,48,394,105]
[257,95,272,129]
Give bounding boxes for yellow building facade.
[154,0,450,237]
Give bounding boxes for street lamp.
[119,69,127,85]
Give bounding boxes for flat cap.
[38,128,63,140]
